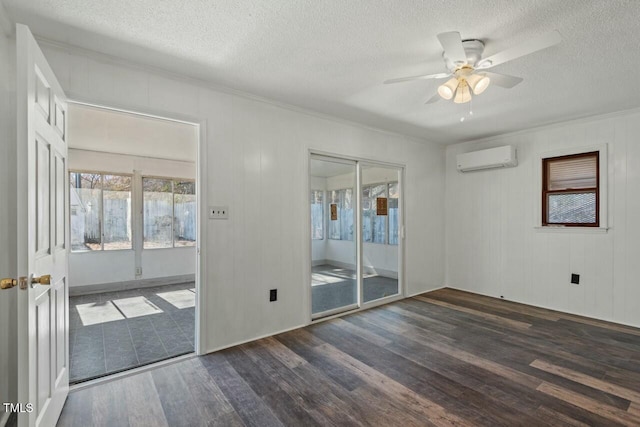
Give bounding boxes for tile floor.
[69,282,195,383]
[311,264,399,314]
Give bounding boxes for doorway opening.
[310,154,403,319]
[67,103,199,383]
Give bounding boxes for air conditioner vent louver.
[456,145,517,172]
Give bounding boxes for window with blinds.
[542,152,599,226]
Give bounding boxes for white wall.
[39,41,446,352]
[0,12,16,423]
[446,110,640,328]
[68,149,196,288]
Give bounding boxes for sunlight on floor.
[311,273,346,286]
[76,301,125,326]
[156,289,196,309]
[112,296,163,318]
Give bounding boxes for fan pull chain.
[460,96,473,122]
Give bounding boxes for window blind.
[546,152,598,191]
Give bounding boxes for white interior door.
[16,24,69,427]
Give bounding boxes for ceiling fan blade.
[437,31,468,65]
[483,72,524,88]
[383,72,450,84]
[477,30,561,69]
[425,94,441,104]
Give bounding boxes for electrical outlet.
[208,206,229,220]
[135,267,142,275]
[270,289,277,302]
[571,273,580,285]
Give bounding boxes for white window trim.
[310,189,324,240]
[534,143,608,232]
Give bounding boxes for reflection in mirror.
[310,157,358,316]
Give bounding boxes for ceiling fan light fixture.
[437,78,459,100]
[453,81,471,104]
[467,73,491,95]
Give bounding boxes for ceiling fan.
[384,30,562,105]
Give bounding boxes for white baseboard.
[407,285,446,298]
[203,323,307,355]
[69,274,195,296]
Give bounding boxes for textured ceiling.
[4,0,640,143]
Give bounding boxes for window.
[362,182,399,245]
[363,184,387,243]
[388,182,399,245]
[143,177,196,248]
[70,172,132,251]
[542,152,599,227]
[328,188,354,241]
[310,190,324,240]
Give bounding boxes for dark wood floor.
[57,289,640,427]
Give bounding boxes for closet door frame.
[308,151,405,322]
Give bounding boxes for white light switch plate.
[209,206,229,219]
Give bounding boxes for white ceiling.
[5,0,640,144]
[68,103,197,161]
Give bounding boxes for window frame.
[142,175,196,250]
[536,144,608,232]
[361,181,399,245]
[327,187,354,241]
[310,189,324,240]
[69,170,134,252]
[542,151,600,227]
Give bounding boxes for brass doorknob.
[1,278,17,289]
[32,275,51,285]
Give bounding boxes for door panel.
[35,294,51,415]
[17,24,69,427]
[54,279,66,380]
[361,164,401,304]
[310,156,359,318]
[35,138,50,255]
[54,154,65,249]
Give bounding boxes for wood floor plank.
[260,336,308,369]
[312,342,475,427]
[121,373,169,427]
[57,383,97,427]
[413,295,533,330]
[531,359,640,403]
[537,381,640,426]
[432,288,563,321]
[226,344,325,427]
[327,317,393,347]
[179,358,245,426]
[534,405,591,427]
[200,352,284,427]
[240,337,378,426]
[150,363,207,427]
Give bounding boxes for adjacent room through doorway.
[67,104,199,383]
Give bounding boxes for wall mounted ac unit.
[456,145,517,172]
